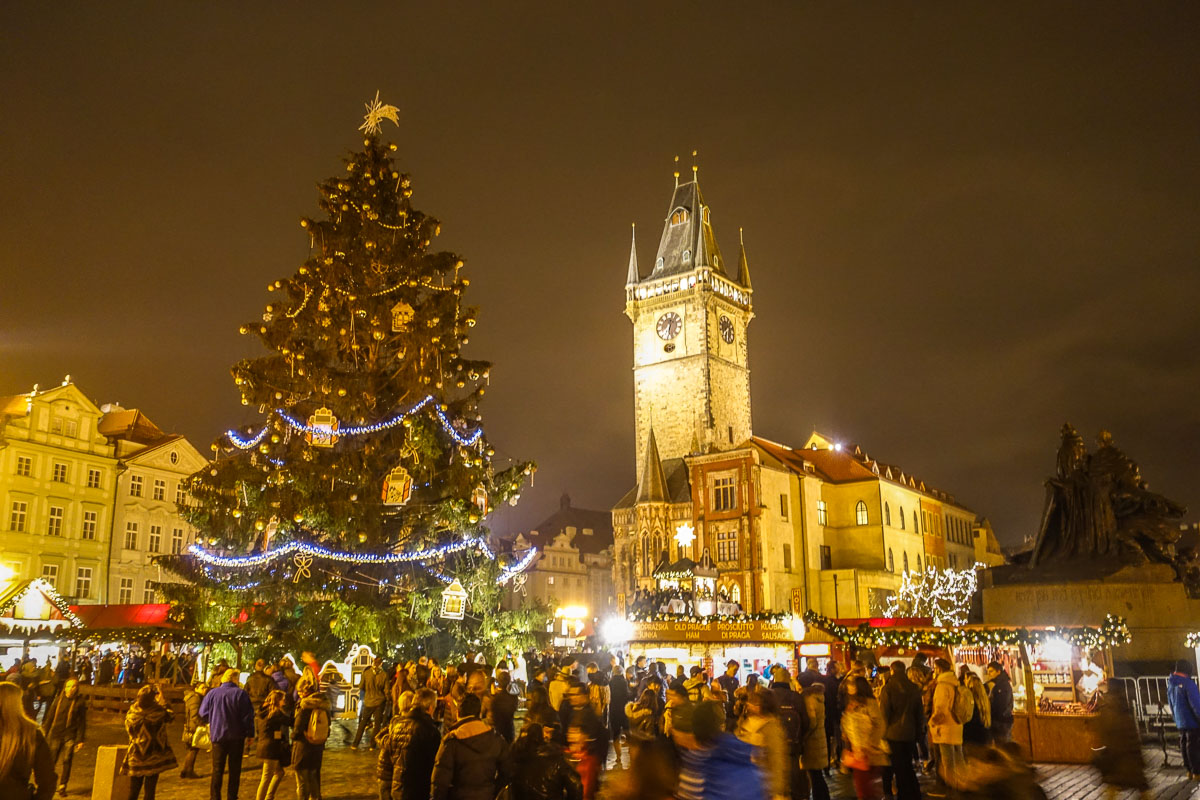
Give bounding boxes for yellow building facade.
[612,175,1004,619]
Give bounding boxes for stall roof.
[69,603,173,629]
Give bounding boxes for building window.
[888,548,895,572]
[65,420,78,437]
[922,512,928,533]
[716,529,739,562]
[819,545,832,570]
[171,528,184,554]
[15,456,32,477]
[148,525,162,553]
[175,482,187,505]
[913,511,918,532]
[50,416,63,434]
[682,249,691,264]
[124,522,138,550]
[855,500,868,526]
[10,501,28,532]
[82,511,97,540]
[712,475,736,511]
[670,208,690,226]
[548,575,555,586]
[780,494,789,520]
[75,567,92,599]
[884,503,891,526]
[729,582,741,604]
[143,585,156,604]
[41,564,58,587]
[87,468,102,489]
[903,552,910,573]
[47,506,63,537]
[899,506,905,530]
[52,462,68,483]
[783,544,793,570]
[949,554,957,569]
[816,500,828,526]
[119,578,133,604]
[916,555,923,572]
[129,475,143,497]
[152,479,166,501]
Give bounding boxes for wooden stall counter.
[1011,710,1099,764]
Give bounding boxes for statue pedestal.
[982,564,1200,670]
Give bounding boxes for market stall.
[0,578,84,666]
[803,610,1131,763]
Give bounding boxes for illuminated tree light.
[885,565,979,627]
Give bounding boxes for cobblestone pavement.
[60,712,1200,799]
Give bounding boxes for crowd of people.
[627,588,744,618]
[0,645,1185,800]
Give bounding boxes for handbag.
[191,724,212,751]
[841,749,869,772]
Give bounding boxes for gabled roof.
[99,408,166,444]
[0,579,84,628]
[647,180,729,283]
[508,495,614,556]
[613,457,692,510]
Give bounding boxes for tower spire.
[626,223,640,285]
[737,227,752,289]
[636,427,669,504]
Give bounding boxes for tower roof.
[646,179,727,283]
[625,224,640,286]
[636,427,669,503]
[737,228,752,290]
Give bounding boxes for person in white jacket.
[929,658,965,794]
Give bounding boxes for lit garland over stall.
[803,610,1133,650]
[884,565,980,627]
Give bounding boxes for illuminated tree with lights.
[884,566,979,627]
[161,95,542,659]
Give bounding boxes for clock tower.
[625,168,753,482]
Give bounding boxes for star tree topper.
[360,90,400,136]
[674,522,696,548]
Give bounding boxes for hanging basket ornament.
[305,407,339,448]
[382,465,414,506]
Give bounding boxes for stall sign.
[798,643,831,657]
[629,619,797,643]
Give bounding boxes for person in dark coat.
[199,669,255,800]
[608,663,631,768]
[121,684,178,800]
[245,660,275,741]
[0,682,56,800]
[292,679,331,800]
[768,665,812,800]
[431,692,511,800]
[354,656,389,749]
[984,662,1014,744]
[510,723,583,800]
[379,688,441,800]
[1168,659,1200,778]
[1094,680,1151,798]
[41,676,86,795]
[820,661,843,768]
[490,670,519,743]
[180,681,207,779]
[877,662,922,800]
[255,690,291,800]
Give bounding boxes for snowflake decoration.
[360,91,400,136]
[674,522,696,548]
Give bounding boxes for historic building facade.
[0,380,204,605]
[612,173,1004,618]
[504,494,615,618]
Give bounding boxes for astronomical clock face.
[719,315,735,344]
[656,311,682,340]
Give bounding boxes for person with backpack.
[768,665,811,800]
[1167,659,1200,779]
[877,661,922,800]
[929,658,968,796]
[292,678,331,800]
[199,669,255,800]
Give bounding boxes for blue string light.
[188,537,485,568]
[225,394,483,450]
[498,548,538,584]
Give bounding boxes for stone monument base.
[982,562,1200,672]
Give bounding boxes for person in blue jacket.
[199,668,256,800]
[673,699,764,800]
[1168,659,1200,779]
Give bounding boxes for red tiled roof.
[69,603,174,628]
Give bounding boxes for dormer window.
[656,257,664,269]
[682,249,691,264]
[670,208,689,226]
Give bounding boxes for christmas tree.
[162,95,541,659]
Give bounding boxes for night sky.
[3,4,1197,547]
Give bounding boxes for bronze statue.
[1031,425,1189,591]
